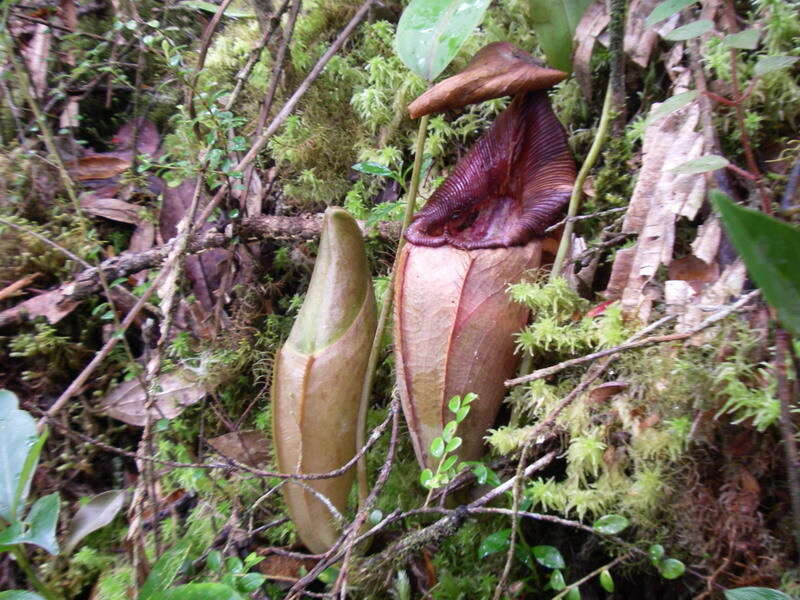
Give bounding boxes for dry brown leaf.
[606,90,709,321]
[0,273,40,301]
[67,155,132,181]
[257,552,319,582]
[407,42,567,119]
[678,259,746,335]
[80,196,143,224]
[207,430,270,467]
[624,0,661,67]
[0,288,79,328]
[573,1,609,100]
[101,369,206,426]
[26,23,52,98]
[588,381,629,404]
[110,117,161,156]
[668,255,719,284]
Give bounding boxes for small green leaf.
[463,392,478,405]
[671,155,729,174]
[471,463,489,484]
[18,493,60,554]
[445,437,462,453]
[712,191,800,336]
[149,583,242,600]
[442,421,457,442]
[532,545,565,569]
[527,0,593,72]
[206,550,222,572]
[317,567,339,585]
[566,587,581,600]
[663,19,714,41]
[420,468,434,488]
[648,543,665,562]
[448,396,461,413]
[455,406,470,423]
[352,161,394,177]
[645,0,696,27]
[722,29,759,50]
[658,558,686,579]
[646,91,698,125]
[431,437,446,459]
[477,529,511,559]
[550,569,566,591]
[139,543,191,600]
[754,55,799,77]
[724,588,792,600]
[600,569,614,592]
[592,514,629,534]
[237,573,266,593]
[0,390,39,521]
[395,0,493,81]
[441,454,458,471]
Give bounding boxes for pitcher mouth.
[405,91,576,250]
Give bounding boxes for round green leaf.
[442,421,457,442]
[724,587,792,600]
[352,162,393,177]
[206,550,222,572]
[600,569,615,592]
[646,91,698,125]
[477,529,511,559]
[448,395,461,413]
[420,468,434,488]
[663,19,714,41]
[237,573,266,593]
[566,587,581,600]
[658,558,686,579]
[394,0,493,81]
[648,544,665,563]
[445,437,462,453]
[550,569,566,591]
[645,0,697,27]
[441,454,458,471]
[592,514,629,534]
[532,545,566,570]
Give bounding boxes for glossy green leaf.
[395,0,493,81]
[442,421,458,442]
[139,543,191,600]
[352,161,394,177]
[420,468,434,488]
[600,569,615,592]
[645,0,696,27]
[671,155,729,174]
[477,528,511,558]
[431,437,446,458]
[648,543,665,562]
[0,592,46,600]
[441,454,458,472]
[724,588,792,600]
[455,406,470,423]
[592,514,629,534]
[712,191,800,336]
[566,587,581,600]
[0,390,39,521]
[722,29,760,50]
[64,490,125,554]
[179,1,255,18]
[663,19,714,41]
[206,550,223,572]
[550,569,566,591]
[445,437,462,453]
[19,493,59,554]
[448,395,461,413]
[646,90,698,125]
[527,0,593,72]
[149,583,242,600]
[532,545,565,569]
[237,573,266,593]
[658,558,686,579]
[754,55,799,77]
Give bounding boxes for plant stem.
[549,82,614,282]
[356,113,430,507]
[11,546,59,600]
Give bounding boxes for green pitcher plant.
[271,207,377,553]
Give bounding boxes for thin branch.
[775,327,800,557]
[551,552,632,599]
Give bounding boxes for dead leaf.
[0,288,79,328]
[26,23,52,98]
[588,381,629,404]
[101,369,206,426]
[668,255,720,284]
[64,490,126,554]
[67,155,132,180]
[257,552,319,582]
[407,42,567,119]
[573,1,609,100]
[678,259,746,336]
[80,196,143,224]
[207,430,270,467]
[110,117,161,156]
[624,0,661,68]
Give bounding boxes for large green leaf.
[0,592,46,600]
[0,390,40,521]
[712,191,800,336]
[150,583,242,600]
[528,0,593,72]
[395,0,492,81]
[0,494,60,554]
